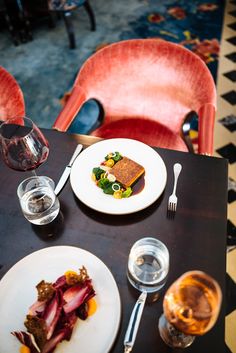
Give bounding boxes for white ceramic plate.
[70,138,167,214]
[0,246,121,353]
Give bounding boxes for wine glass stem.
[31,170,37,177]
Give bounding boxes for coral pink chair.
[0,66,25,121]
[53,39,216,155]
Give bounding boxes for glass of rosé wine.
[158,270,222,348]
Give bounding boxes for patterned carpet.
[0,0,235,351]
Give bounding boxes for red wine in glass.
[0,117,49,172]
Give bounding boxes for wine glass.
[158,270,222,348]
[0,117,60,225]
[0,116,49,173]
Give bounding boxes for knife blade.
[54,144,83,196]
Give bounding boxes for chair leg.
[62,11,76,49]
[48,11,56,28]
[17,0,33,42]
[83,0,96,31]
[3,10,20,45]
[181,111,197,153]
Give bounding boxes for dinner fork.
[168,163,182,212]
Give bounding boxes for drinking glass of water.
[127,237,169,294]
[17,176,60,225]
[124,237,169,352]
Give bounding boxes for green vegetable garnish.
[103,184,116,195]
[97,178,111,189]
[122,187,132,198]
[92,152,135,199]
[98,178,122,195]
[92,167,104,180]
[105,152,122,162]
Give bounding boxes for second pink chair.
[0,66,25,122]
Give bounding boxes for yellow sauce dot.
[64,270,80,285]
[91,173,96,181]
[105,159,115,167]
[64,270,78,277]
[20,345,30,353]
[113,190,122,199]
[87,297,97,316]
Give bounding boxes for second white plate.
[70,138,167,214]
[0,246,121,353]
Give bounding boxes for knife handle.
[124,291,147,351]
[68,144,83,167]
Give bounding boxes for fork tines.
[168,201,177,212]
[167,204,176,219]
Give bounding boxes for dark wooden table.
[0,129,228,352]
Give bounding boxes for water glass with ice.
[17,176,60,225]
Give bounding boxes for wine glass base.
[158,313,195,348]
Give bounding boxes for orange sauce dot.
[64,270,78,277]
[64,270,79,285]
[20,345,30,353]
[87,297,97,316]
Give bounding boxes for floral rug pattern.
[120,0,225,81]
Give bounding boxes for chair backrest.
[0,66,25,121]
[53,39,216,154]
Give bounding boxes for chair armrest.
[52,85,86,131]
[198,103,216,156]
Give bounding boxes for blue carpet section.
[0,0,225,133]
[122,0,225,81]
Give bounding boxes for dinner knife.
[54,144,83,196]
[124,291,147,353]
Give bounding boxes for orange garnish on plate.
[64,270,80,285]
[87,297,97,316]
[20,345,30,353]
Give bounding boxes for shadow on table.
[31,210,65,240]
[73,192,165,226]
